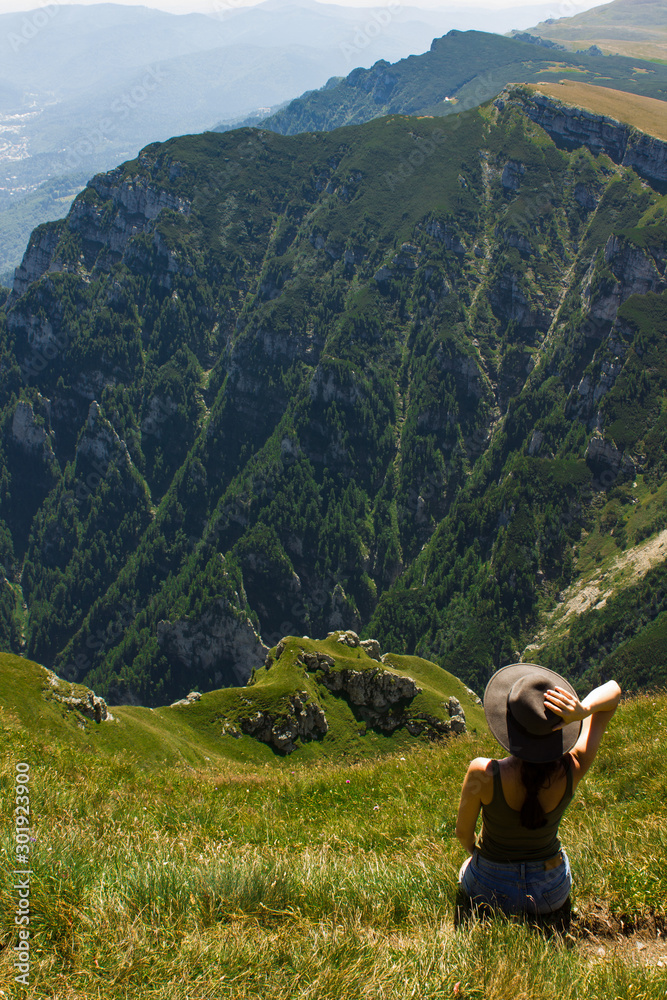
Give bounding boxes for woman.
[455,662,621,916]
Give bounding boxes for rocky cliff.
[220,633,471,755]
[157,597,268,690]
[505,90,667,187]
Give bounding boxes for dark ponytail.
[520,755,569,829]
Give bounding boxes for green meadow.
[1,653,666,999]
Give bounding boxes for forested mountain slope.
[1,85,666,704]
[218,29,667,137]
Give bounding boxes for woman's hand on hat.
[544,687,588,729]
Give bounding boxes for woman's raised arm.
[545,680,621,782]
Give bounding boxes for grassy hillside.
[0,682,665,998]
[521,0,667,62]
[0,643,485,766]
[527,80,667,140]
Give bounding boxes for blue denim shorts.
[458,849,572,915]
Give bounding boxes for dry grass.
[550,39,667,63]
[527,80,667,141]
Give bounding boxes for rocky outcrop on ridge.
[11,222,65,301]
[170,691,202,707]
[10,400,55,460]
[76,401,132,471]
[46,671,109,722]
[503,90,667,187]
[238,691,328,754]
[10,163,191,303]
[293,632,467,737]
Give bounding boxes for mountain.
[220,29,667,136]
[1,84,666,705]
[1,0,499,280]
[515,0,667,63]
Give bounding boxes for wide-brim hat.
[484,663,582,763]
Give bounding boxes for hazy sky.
[0,0,612,16]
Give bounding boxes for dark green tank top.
[477,758,574,863]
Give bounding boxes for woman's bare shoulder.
[467,757,496,778]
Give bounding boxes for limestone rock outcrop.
[239,692,328,754]
[76,400,132,470]
[503,90,667,187]
[170,691,202,707]
[10,166,191,303]
[47,671,109,723]
[11,400,54,459]
[157,598,268,688]
[11,221,65,301]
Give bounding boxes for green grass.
[0,641,485,769]
[0,676,665,998]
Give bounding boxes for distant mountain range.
[0,0,566,281]
[515,0,667,62]
[0,1,641,282]
[218,27,667,137]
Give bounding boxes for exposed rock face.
[501,159,525,191]
[11,166,191,302]
[579,234,666,341]
[568,232,666,431]
[423,218,466,254]
[360,638,382,661]
[170,691,202,707]
[347,61,398,104]
[447,696,467,732]
[302,649,424,732]
[574,182,598,211]
[489,268,550,332]
[231,636,468,752]
[506,91,667,187]
[47,672,109,722]
[76,400,132,470]
[436,343,486,400]
[585,432,635,478]
[329,629,361,648]
[11,400,54,458]
[239,691,328,754]
[157,598,268,688]
[11,222,65,301]
[67,167,191,268]
[316,661,420,709]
